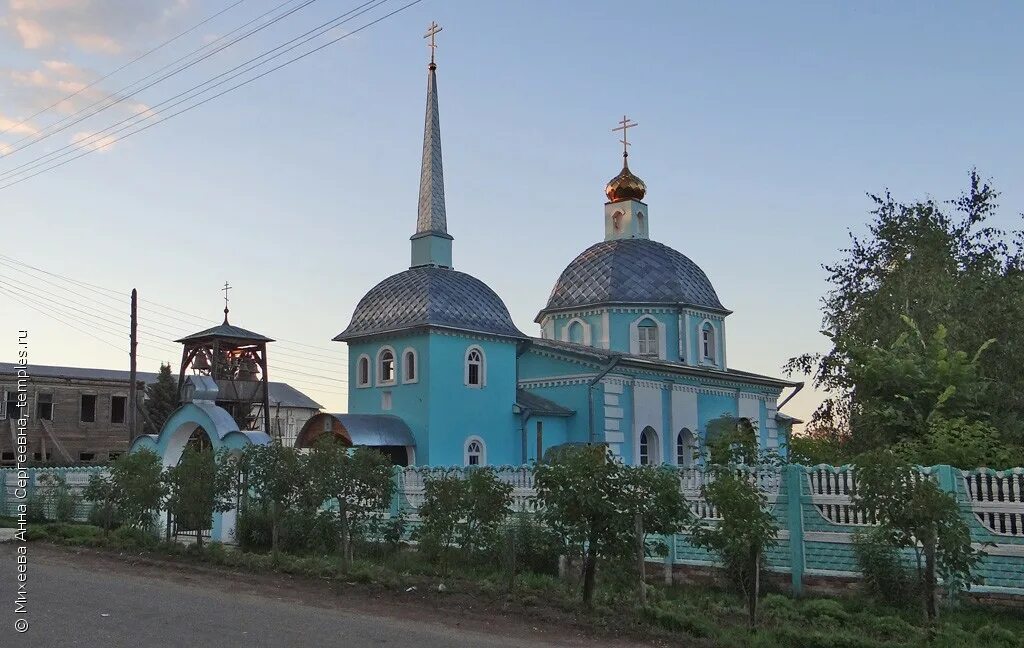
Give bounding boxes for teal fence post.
[786,463,806,596]
[389,466,403,518]
[934,464,958,496]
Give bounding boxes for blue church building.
[317,44,802,469]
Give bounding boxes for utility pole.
[128,288,138,444]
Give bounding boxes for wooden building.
[0,363,322,466]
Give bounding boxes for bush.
[496,513,561,576]
[861,614,919,642]
[640,603,713,638]
[800,598,851,624]
[760,593,800,624]
[975,623,1019,648]
[87,502,122,530]
[853,530,917,606]
[111,526,160,550]
[236,505,339,555]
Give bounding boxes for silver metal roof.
[333,413,415,447]
[334,266,525,341]
[516,389,575,417]
[416,62,447,236]
[175,321,273,343]
[0,363,322,410]
[538,238,726,319]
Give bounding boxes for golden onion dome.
[604,156,646,202]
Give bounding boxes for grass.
[25,521,1024,647]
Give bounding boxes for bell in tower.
[174,284,275,435]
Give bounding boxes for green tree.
[413,468,512,572]
[83,451,167,533]
[143,363,179,435]
[307,442,395,570]
[533,445,688,608]
[689,466,777,629]
[112,449,166,530]
[853,450,982,623]
[787,171,1024,451]
[240,441,303,558]
[165,447,237,548]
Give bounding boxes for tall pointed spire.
[411,21,453,269]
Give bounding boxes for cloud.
[72,33,122,54]
[71,130,117,152]
[0,114,38,136]
[14,17,55,49]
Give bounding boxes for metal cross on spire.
[424,21,442,65]
[612,114,638,160]
[222,281,232,323]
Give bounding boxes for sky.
[1,1,1022,425]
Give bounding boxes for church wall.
[425,333,519,466]
[697,392,738,444]
[346,334,432,460]
[522,415,570,463]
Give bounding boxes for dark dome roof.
[538,238,726,318]
[336,266,525,341]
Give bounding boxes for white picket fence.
[963,467,1024,537]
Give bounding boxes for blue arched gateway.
[130,376,270,543]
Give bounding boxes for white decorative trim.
[401,347,419,384]
[519,374,596,388]
[356,354,371,388]
[629,314,667,359]
[464,435,486,466]
[464,345,486,388]
[560,317,592,346]
[601,311,610,349]
[375,346,397,386]
[603,393,619,406]
[684,312,692,366]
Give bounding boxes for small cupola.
[604,115,649,241]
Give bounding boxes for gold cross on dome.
[424,21,442,64]
[612,115,638,157]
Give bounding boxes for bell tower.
[604,115,649,241]
[175,283,275,435]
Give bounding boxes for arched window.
[357,355,370,387]
[612,211,623,232]
[637,319,659,357]
[568,320,585,344]
[701,322,716,362]
[403,348,418,383]
[465,346,485,387]
[676,428,695,467]
[639,426,659,465]
[377,348,395,384]
[465,436,486,466]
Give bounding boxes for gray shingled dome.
[336,266,525,340]
[539,239,726,317]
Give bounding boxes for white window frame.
[637,323,658,356]
[376,346,397,386]
[701,320,717,364]
[356,354,371,387]
[465,345,486,388]
[402,347,419,384]
[676,428,695,467]
[560,317,592,346]
[638,426,660,466]
[464,435,486,466]
[629,315,666,359]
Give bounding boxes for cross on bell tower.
[174,286,276,436]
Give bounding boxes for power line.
[0,0,383,182]
[0,253,347,363]
[0,1,246,138]
[0,0,424,190]
[0,0,319,160]
[1,275,350,385]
